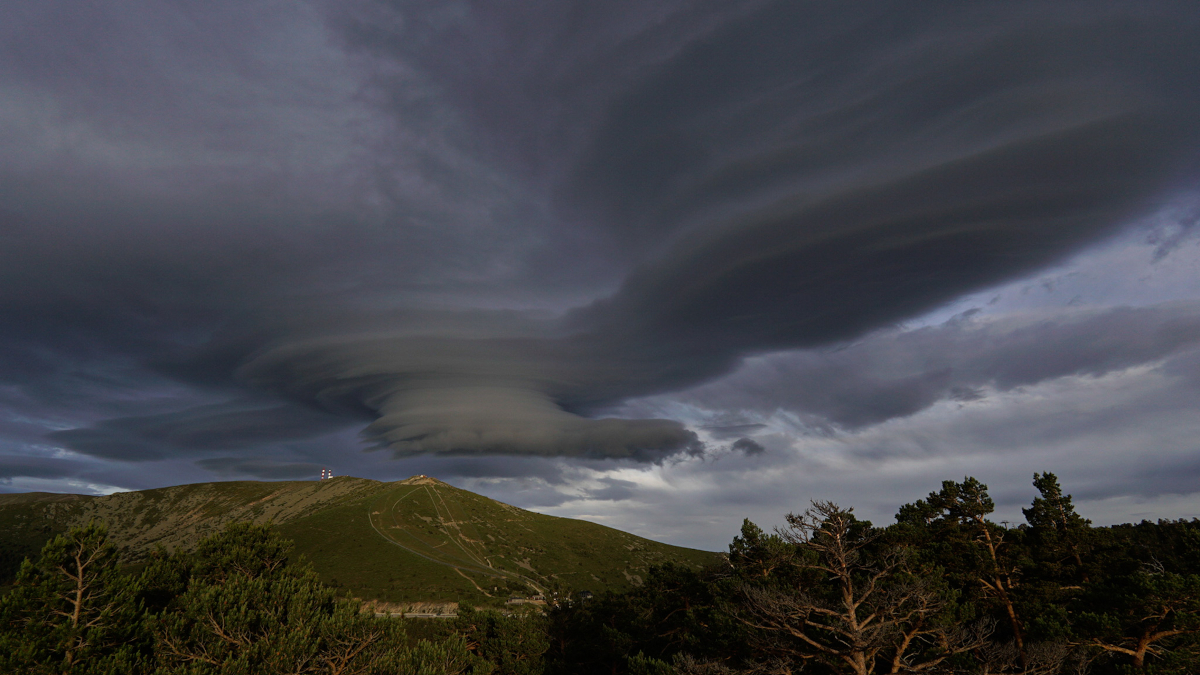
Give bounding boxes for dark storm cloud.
[0,456,79,481]
[267,0,1200,458]
[48,401,354,461]
[4,1,1200,466]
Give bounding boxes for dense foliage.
[544,473,1200,675]
[0,522,490,675]
[4,473,1200,674]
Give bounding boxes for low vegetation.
[3,473,1199,673]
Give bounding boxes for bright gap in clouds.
[915,197,1200,323]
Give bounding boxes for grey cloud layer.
[669,302,1200,430]
[2,1,1200,473]
[48,400,355,462]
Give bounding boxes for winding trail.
[366,487,509,579]
[365,484,546,593]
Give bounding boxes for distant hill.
[0,476,722,606]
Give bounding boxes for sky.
[3,1,1200,550]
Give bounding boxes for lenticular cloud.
[3,1,1200,463]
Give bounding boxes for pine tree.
[736,501,982,675]
[1023,472,1091,583]
[900,477,1029,667]
[728,519,793,581]
[0,521,151,675]
[455,606,549,675]
[149,521,467,675]
[1075,563,1200,671]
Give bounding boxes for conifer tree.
[899,477,1029,667]
[728,519,793,582]
[1023,472,1091,583]
[455,606,549,675]
[0,521,150,675]
[737,501,982,675]
[1075,556,1200,671]
[150,522,473,675]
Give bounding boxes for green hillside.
[0,475,721,607]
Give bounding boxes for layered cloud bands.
[666,301,1200,432]
[2,1,1200,471]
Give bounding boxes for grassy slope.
[0,493,89,583]
[0,476,722,606]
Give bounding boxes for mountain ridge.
[0,475,722,606]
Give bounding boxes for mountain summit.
[0,477,720,605]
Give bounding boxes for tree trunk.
[843,651,870,675]
[977,519,1026,668]
[1132,632,1152,669]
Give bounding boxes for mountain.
[0,476,722,606]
